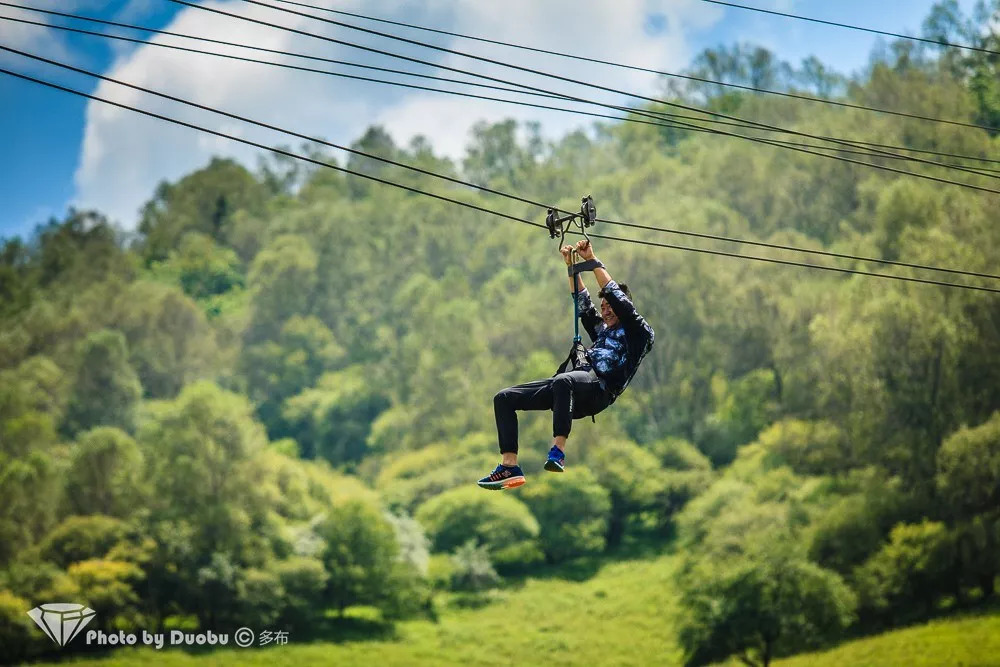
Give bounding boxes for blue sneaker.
[544,446,565,472]
[477,464,526,490]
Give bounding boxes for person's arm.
[561,244,586,294]
[574,239,613,287]
[561,244,603,342]
[574,239,647,333]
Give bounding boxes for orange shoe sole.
[502,476,526,489]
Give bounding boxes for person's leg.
[546,370,608,472]
[549,370,600,445]
[493,378,555,465]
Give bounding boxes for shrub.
[853,520,956,624]
[449,540,500,592]
[678,548,856,666]
[317,500,424,615]
[39,515,127,568]
[0,590,43,663]
[520,470,610,562]
[936,412,1000,517]
[415,487,542,571]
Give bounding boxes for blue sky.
[0,0,980,240]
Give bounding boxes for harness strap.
[571,250,581,342]
[567,259,604,276]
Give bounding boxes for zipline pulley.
[543,195,602,352]
[545,194,597,244]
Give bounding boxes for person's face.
[600,298,619,327]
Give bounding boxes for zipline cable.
[0,8,572,101]
[15,15,960,175]
[0,43,553,211]
[700,0,1000,58]
[267,0,1000,134]
[0,69,547,231]
[6,4,1000,170]
[9,14,1000,182]
[228,0,998,168]
[11,40,1000,282]
[587,229,1000,293]
[595,216,1000,281]
[161,0,1000,193]
[3,63,999,294]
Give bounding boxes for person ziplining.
[478,219,655,490]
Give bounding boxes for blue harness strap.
[567,258,604,343]
[573,264,581,342]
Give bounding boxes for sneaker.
[477,464,526,490]
[543,445,565,473]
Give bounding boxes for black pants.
[493,369,613,454]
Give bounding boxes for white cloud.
[377,0,722,157]
[73,0,724,227]
[0,4,78,69]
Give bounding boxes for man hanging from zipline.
[478,238,655,489]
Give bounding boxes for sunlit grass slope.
[47,554,684,667]
[775,611,1000,667]
[36,554,1000,667]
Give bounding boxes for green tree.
[64,427,146,518]
[590,440,665,548]
[242,315,345,438]
[936,412,1000,517]
[0,356,64,458]
[415,487,543,571]
[243,234,319,344]
[345,126,401,199]
[113,281,218,398]
[757,419,851,475]
[678,549,856,667]
[316,500,417,615]
[283,365,389,463]
[167,232,244,299]
[0,451,59,566]
[34,210,133,288]
[854,520,956,623]
[274,556,330,631]
[139,157,267,262]
[462,119,541,188]
[449,540,500,592]
[375,439,497,513]
[39,515,127,568]
[949,514,1000,599]
[0,590,43,663]
[652,437,716,528]
[139,382,269,562]
[520,470,611,562]
[68,559,144,628]
[62,330,142,436]
[697,369,778,467]
[0,238,33,318]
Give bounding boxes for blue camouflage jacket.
[575,280,655,400]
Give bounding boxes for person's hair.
[599,283,631,301]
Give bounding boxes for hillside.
[775,611,1000,667]
[30,552,1000,667]
[3,3,1000,666]
[38,553,684,667]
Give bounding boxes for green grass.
[32,555,1000,667]
[775,611,1000,667]
[41,553,685,667]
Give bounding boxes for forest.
[1,2,999,665]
